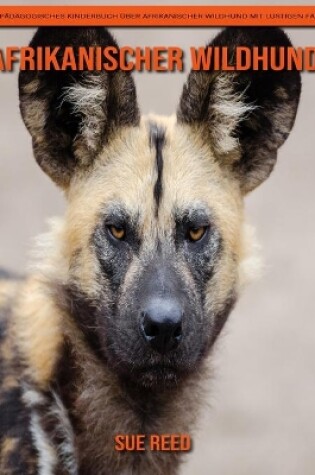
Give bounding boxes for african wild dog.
[0,27,300,474]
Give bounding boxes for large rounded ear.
[177,27,301,193]
[19,27,140,188]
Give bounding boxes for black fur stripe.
[149,123,165,210]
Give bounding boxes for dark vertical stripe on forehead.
[149,123,165,209]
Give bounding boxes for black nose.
[141,298,183,354]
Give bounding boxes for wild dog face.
[19,27,301,388]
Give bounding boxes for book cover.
[0,2,314,474]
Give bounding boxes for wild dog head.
[19,27,301,388]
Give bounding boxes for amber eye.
[187,226,207,242]
[108,225,126,241]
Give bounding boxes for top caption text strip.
[1,6,315,27]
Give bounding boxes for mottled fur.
[0,27,300,474]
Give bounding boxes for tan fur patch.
[0,437,18,472]
[0,280,19,309]
[13,276,63,388]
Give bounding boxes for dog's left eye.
[187,226,207,242]
[108,225,126,241]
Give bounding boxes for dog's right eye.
[108,225,126,241]
[187,226,207,242]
